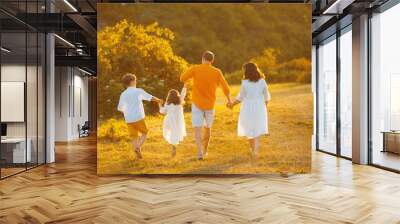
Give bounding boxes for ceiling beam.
[322,0,356,14]
[55,55,96,72]
[67,13,97,42]
[13,13,82,32]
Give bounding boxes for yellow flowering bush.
[98,119,131,142]
[98,20,189,119]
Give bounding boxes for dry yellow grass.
[97,83,313,174]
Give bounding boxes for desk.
[1,138,31,163]
[382,131,400,155]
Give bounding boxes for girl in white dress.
[229,62,271,156]
[159,84,188,157]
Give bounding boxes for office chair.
[78,121,90,138]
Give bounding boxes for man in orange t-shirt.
[180,51,232,160]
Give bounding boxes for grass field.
[97,83,313,174]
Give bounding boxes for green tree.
[251,48,280,76]
[98,4,311,73]
[98,20,188,119]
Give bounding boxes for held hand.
[152,97,163,105]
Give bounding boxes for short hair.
[121,73,137,87]
[202,51,215,62]
[243,62,264,82]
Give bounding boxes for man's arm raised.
[180,66,195,83]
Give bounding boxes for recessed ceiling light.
[63,0,78,12]
[322,0,354,15]
[54,34,75,48]
[1,47,11,53]
[78,67,93,76]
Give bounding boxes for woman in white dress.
[229,62,271,156]
[159,83,188,157]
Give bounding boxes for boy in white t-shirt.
[117,73,162,159]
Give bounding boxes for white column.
[46,32,55,163]
[352,14,369,164]
[55,67,73,142]
[312,45,317,151]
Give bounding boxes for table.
[1,138,32,164]
[382,131,400,154]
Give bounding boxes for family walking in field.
[117,51,271,160]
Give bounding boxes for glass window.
[371,3,400,171]
[317,36,337,154]
[0,1,46,179]
[1,31,28,177]
[339,28,352,158]
[312,45,317,151]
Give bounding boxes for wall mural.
[97,3,312,174]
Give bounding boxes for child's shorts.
[127,119,148,139]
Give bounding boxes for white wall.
[1,63,46,164]
[0,65,40,138]
[72,73,89,138]
[54,67,89,141]
[55,67,69,141]
[1,65,26,138]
